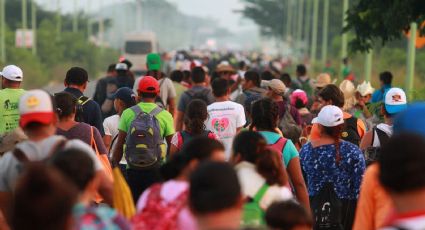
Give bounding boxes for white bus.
[123,32,159,74]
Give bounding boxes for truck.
[123,32,159,75]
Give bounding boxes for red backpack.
[131,183,189,230]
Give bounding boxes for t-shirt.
[259,131,299,168]
[103,114,126,165]
[134,77,176,107]
[205,101,246,159]
[172,82,186,107]
[299,141,365,200]
[118,102,175,138]
[0,135,103,192]
[136,180,197,230]
[235,161,293,210]
[56,122,107,155]
[73,203,131,230]
[353,164,393,230]
[0,88,25,134]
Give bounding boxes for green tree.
[344,0,425,52]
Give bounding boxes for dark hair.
[65,67,88,86]
[296,64,307,75]
[250,98,279,131]
[161,137,224,180]
[54,92,77,119]
[120,59,133,69]
[261,70,274,81]
[183,70,191,82]
[256,148,288,186]
[170,70,184,83]
[280,73,291,87]
[13,164,77,230]
[342,57,349,65]
[322,124,345,164]
[212,78,229,97]
[265,200,313,230]
[50,148,95,191]
[239,61,246,69]
[191,66,206,83]
[233,131,267,163]
[146,70,164,80]
[379,133,425,193]
[140,92,157,99]
[107,64,116,73]
[244,71,261,87]
[189,161,241,215]
[184,99,208,135]
[294,98,307,109]
[379,71,393,85]
[318,84,345,108]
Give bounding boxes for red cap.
[138,76,160,93]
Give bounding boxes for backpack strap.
[272,137,288,154]
[149,106,163,116]
[375,128,390,146]
[48,139,68,158]
[130,105,143,116]
[253,183,269,203]
[13,148,29,163]
[78,96,91,106]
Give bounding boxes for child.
[265,200,312,230]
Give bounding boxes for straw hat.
[339,80,357,112]
[216,62,236,73]
[314,73,332,88]
[356,81,375,96]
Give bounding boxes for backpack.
[184,88,212,106]
[125,105,165,169]
[180,130,211,147]
[75,96,91,122]
[13,139,67,166]
[242,183,269,227]
[278,104,302,144]
[364,127,390,166]
[341,117,361,146]
[310,183,344,230]
[131,183,188,230]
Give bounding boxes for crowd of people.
[0,51,424,230]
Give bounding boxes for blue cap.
[394,103,425,138]
[111,87,136,106]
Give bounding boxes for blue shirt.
[259,131,299,167]
[64,87,105,136]
[371,84,391,103]
[299,141,365,200]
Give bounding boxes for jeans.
[126,167,161,204]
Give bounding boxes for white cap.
[115,63,128,71]
[19,90,55,128]
[384,88,407,114]
[356,81,375,96]
[312,105,344,127]
[0,65,23,82]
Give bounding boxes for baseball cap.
[146,53,161,71]
[19,90,55,128]
[394,103,425,138]
[115,63,128,71]
[312,105,344,127]
[356,81,375,96]
[65,67,89,86]
[263,79,286,95]
[0,65,23,82]
[290,89,308,106]
[384,88,407,114]
[138,76,159,93]
[111,87,136,106]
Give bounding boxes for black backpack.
[341,117,360,146]
[364,127,390,166]
[184,88,212,106]
[310,183,343,230]
[75,96,91,122]
[180,130,212,146]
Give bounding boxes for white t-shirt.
[103,114,126,164]
[235,161,293,209]
[205,101,246,159]
[133,77,176,107]
[0,135,103,192]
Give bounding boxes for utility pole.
[303,0,312,55]
[321,0,329,66]
[310,0,319,66]
[73,0,78,32]
[87,0,91,40]
[341,0,349,78]
[296,0,304,49]
[364,50,373,82]
[22,0,27,47]
[136,0,142,32]
[286,0,292,41]
[0,0,5,63]
[406,22,417,100]
[31,0,36,54]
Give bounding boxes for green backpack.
[242,183,269,226]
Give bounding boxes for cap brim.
[385,103,407,114]
[311,117,319,124]
[20,112,55,128]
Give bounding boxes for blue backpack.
[125,105,165,169]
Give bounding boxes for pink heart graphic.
[211,118,230,132]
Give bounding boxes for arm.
[359,130,373,151]
[91,102,105,136]
[111,131,127,167]
[175,111,185,132]
[287,157,310,210]
[357,119,366,139]
[95,170,114,206]
[167,97,176,118]
[103,135,112,151]
[0,192,11,225]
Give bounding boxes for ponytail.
[323,124,344,165]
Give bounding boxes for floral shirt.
[299,141,365,200]
[73,203,131,230]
